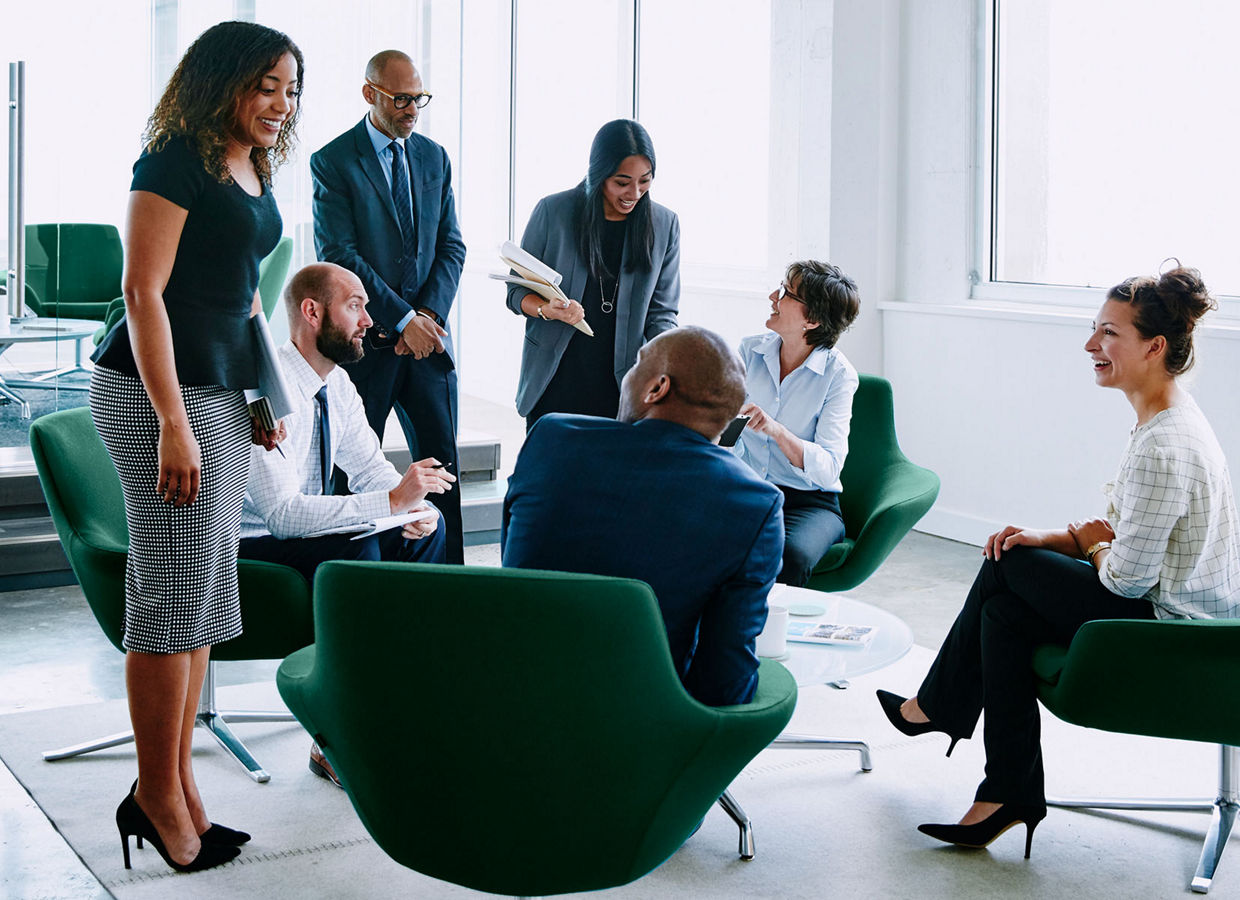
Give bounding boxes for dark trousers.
[239,522,447,584]
[777,486,845,587]
[348,352,463,564]
[916,546,1154,805]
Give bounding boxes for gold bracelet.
[1085,541,1112,562]
[537,304,549,321]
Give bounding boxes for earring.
[802,325,810,332]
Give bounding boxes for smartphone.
[718,414,751,448]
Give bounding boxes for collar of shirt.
[752,330,833,383]
[278,341,331,407]
[364,115,403,167]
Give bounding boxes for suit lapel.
[352,119,400,229]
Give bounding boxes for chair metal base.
[41,661,293,783]
[1048,744,1238,894]
[716,789,755,860]
[770,733,873,772]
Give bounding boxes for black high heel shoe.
[116,792,240,873]
[127,779,251,846]
[917,804,1048,859]
[876,690,962,757]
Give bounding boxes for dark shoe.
[918,804,1048,859]
[876,690,962,757]
[200,823,251,846]
[309,742,343,789]
[116,792,240,872]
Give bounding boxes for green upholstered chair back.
[29,407,129,651]
[806,374,940,591]
[24,223,123,319]
[1034,617,1240,746]
[257,236,294,320]
[29,406,312,660]
[278,561,797,896]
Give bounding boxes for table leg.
[770,733,873,772]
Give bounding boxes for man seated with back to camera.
[501,326,785,707]
[240,263,455,785]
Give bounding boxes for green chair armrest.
[1036,617,1240,746]
[276,644,322,742]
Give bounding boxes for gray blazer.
[506,187,680,417]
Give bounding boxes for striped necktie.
[388,140,419,294]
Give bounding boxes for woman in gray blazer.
[506,119,680,428]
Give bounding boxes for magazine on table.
[785,621,877,647]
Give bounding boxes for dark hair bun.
[1108,263,1216,376]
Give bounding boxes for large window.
[983,0,1240,299]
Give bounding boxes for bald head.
[618,326,746,439]
[365,49,413,84]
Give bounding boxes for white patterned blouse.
[1100,396,1240,619]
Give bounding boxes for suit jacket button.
[396,256,403,264]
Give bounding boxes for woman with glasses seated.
[506,119,680,431]
[877,265,1240,860]
[732,261,861,587]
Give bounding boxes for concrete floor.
[0,530,979,899]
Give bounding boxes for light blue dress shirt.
[733,331,859,493]
[363,115,417,334]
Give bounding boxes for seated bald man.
[240,262,455,583]
[501,326,785,706]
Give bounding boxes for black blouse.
[93,137,282,389]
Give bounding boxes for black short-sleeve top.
[92,137,283,389]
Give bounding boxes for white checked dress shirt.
[240,342,406,540]
[1100,396,1240,619]
[733,331,859,493]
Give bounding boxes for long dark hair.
[577,119,657,281]
[146,21,303,183]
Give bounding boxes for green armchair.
[1034,618,1240,893]
[806,374,940,592]
[30,406,313,782]
[25,223,123,321]
[278,561,798,896]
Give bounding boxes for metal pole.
[8,61,25,320]
[507,0,518,242]
[632,0,641,119]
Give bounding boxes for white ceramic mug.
[756,604,789,658]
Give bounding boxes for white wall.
[832,0,1240,546]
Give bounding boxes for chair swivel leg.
[1191,745,1239,894]
[770,733,873,772]
[716,790,755,860]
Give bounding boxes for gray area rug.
[0,647,1234,899]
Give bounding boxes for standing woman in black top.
[506,119,681,430]
[90,21,301,873]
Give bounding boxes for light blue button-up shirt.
[733,331,859,493]
[364,115,417,334]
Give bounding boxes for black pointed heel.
[917,803,1048,859]
[876,690,963,757]
[116,792,240,873]
[128,778,250,846]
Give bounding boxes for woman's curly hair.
[1107,263,1216,376]
[145,21,303,184]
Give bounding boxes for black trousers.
[239,523,446,585]
[347,351,463,564]
[916,546,1154,805]
[777,486,845,587]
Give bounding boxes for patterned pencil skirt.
[89,366,251,654]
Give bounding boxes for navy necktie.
[388,140,418,295]
[314,385,331,496]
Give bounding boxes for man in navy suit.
[311,50,467,562]
[502,327,785,707]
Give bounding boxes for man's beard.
[317,318,364,364]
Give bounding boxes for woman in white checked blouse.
[876,265,1240,859]
[733,261,861,586]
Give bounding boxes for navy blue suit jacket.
[310,118,466,369]
[501,414,784,706]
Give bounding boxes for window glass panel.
[994,0,1240,293]
[639,0,771,277]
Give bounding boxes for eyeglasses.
[776,282,805,304]
[366,81,433,109]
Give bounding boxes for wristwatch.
[1085,541,1112,562]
